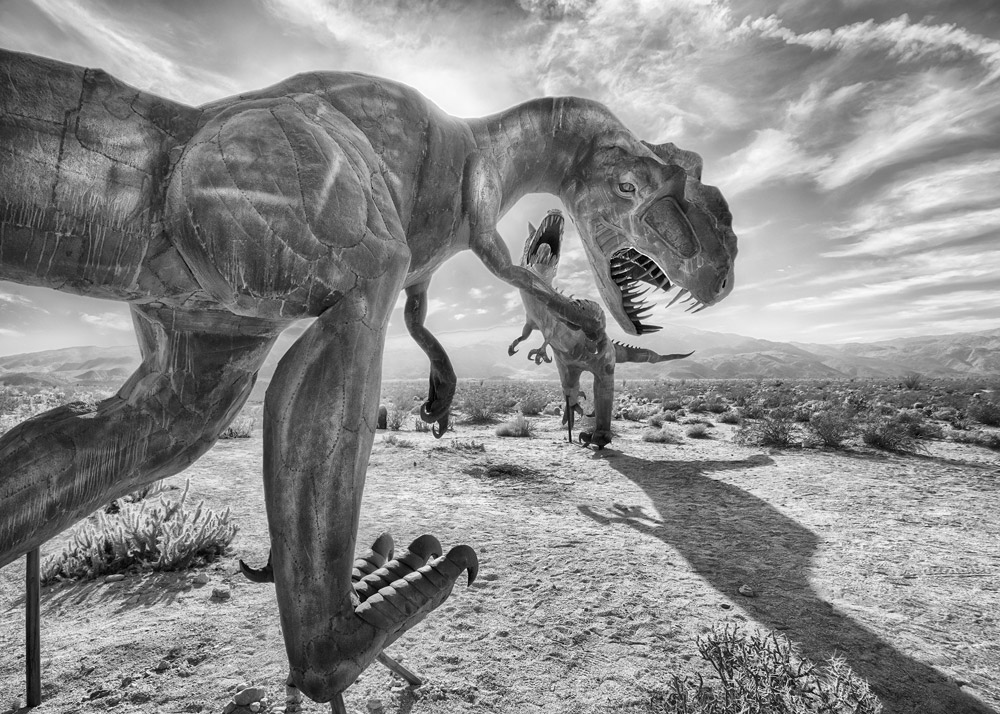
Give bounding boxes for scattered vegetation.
[733,414,795,448]
[381,434,415,448]
[642,426,681,444]
[42,481,237,583]
[685,423,711,439]
[968,399,1000,427]
[495,414,535,438]
[413,417,431,433]
[806,408,856,448]
[859,416,925,454]
[646,624,882,714]
[218,415,255,439]
[386,404,407,431]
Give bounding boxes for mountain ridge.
[0,326,997,394]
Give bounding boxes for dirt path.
[1,416,998,713]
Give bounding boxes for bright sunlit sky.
[1,0,999,357]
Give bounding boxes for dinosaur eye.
[616,181,636,197]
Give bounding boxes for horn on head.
[642,141,703,181]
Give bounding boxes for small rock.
[104,573,125,583]
[193,573,210,585]
[222,703,237,714]
[738,584,756,597]
[154,659,170,672]
[366,698,384,713]
[236,682,252,692]
[250,703,261,713]
[234,687,267,706]
[212,586,231,600]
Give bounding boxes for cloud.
[717,128,832,194]
[79,311,133,332]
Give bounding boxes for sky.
[1,0,999,360]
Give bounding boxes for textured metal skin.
[0,48,735,701]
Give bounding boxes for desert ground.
[0,380,998,714]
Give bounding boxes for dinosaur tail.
[612,340,693,364]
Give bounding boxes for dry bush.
[517,389,552,416]
[718,410,741,425]
[381,434,414,448]
[807,408,856,448]
[968,399,1000,427]
[386,404,407,431]
[901,372,923,390]
[859,416,924,453]
[950,430,1000,451]
[642,427,681,444]
[733,415,795,448]
[646,624,882,714]
[42,481,237,583]
[413,417,430,433]
[218,415,255,439]
[685,423,711,439]
[495,415,535,438]
[459,387,504,423]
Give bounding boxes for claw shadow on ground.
[578,453,995,714]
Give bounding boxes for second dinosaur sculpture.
[509,210,692,447]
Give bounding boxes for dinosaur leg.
[580,365,615,449]
[404,281,455,437]
[0,304,278,569]
[555,360,584,444]
[263,269,477,703]
[507,321,535,356]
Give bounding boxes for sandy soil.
[1,415,998,714]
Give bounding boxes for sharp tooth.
[685,301,701,313]
[667,289,688,308]
[641,325,662,334]
[692,303,710,314]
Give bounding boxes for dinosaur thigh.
[166,94,406,319]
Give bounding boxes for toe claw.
[239,553,274,583]
[407,534,443,560]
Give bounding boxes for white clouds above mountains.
[0,0,997,358]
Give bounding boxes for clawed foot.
[352,533,478,635]
[527,346,552,364]
[579,430,613,450]
[420,363,456,438]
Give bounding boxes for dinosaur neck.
[469,97,611,214]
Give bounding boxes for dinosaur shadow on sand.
[578,453,994,714]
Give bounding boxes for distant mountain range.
[0,324,997,395]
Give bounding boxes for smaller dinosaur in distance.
[509,210,692,448]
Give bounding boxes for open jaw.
[526,211,563,268]
[608,248,720,334]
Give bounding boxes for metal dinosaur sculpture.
[509,210,693,448]
[0,48,736,705]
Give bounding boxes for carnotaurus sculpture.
[0,49,736,703]
[510,210,693,448]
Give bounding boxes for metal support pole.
[26,547,41,707]
[330,693,348,714]
[375,651,423,686]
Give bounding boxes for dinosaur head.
[522,209,564,283]
[560,132,737,336]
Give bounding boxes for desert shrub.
[792,406,814,423]
[642,427,681,444]
[901,372,923,390]
[622,404,659,421]
[518,390,551,416]
[968,399,1000,427]
[495,415,535,438]
[718,410,741,425]
[42,481,236,583]
[648,413,666,428]
[951,430,1000,451]
[705,401,728,414]
[386,404,407,431]
[859,416,924,453]
[685,423,711,439]
[459,389,503,423]
[661,400,684,412]
[381,434,414,448]
[449,439,486,452]
[648,624,882,714]
[660,410,680,423]
[807,408,856,448]
[740,402,767,420]
[413,417,430,433]
[733,415,794,448]
[687,399,707,413]
[218,415,255,439]
[892,409,942,439]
